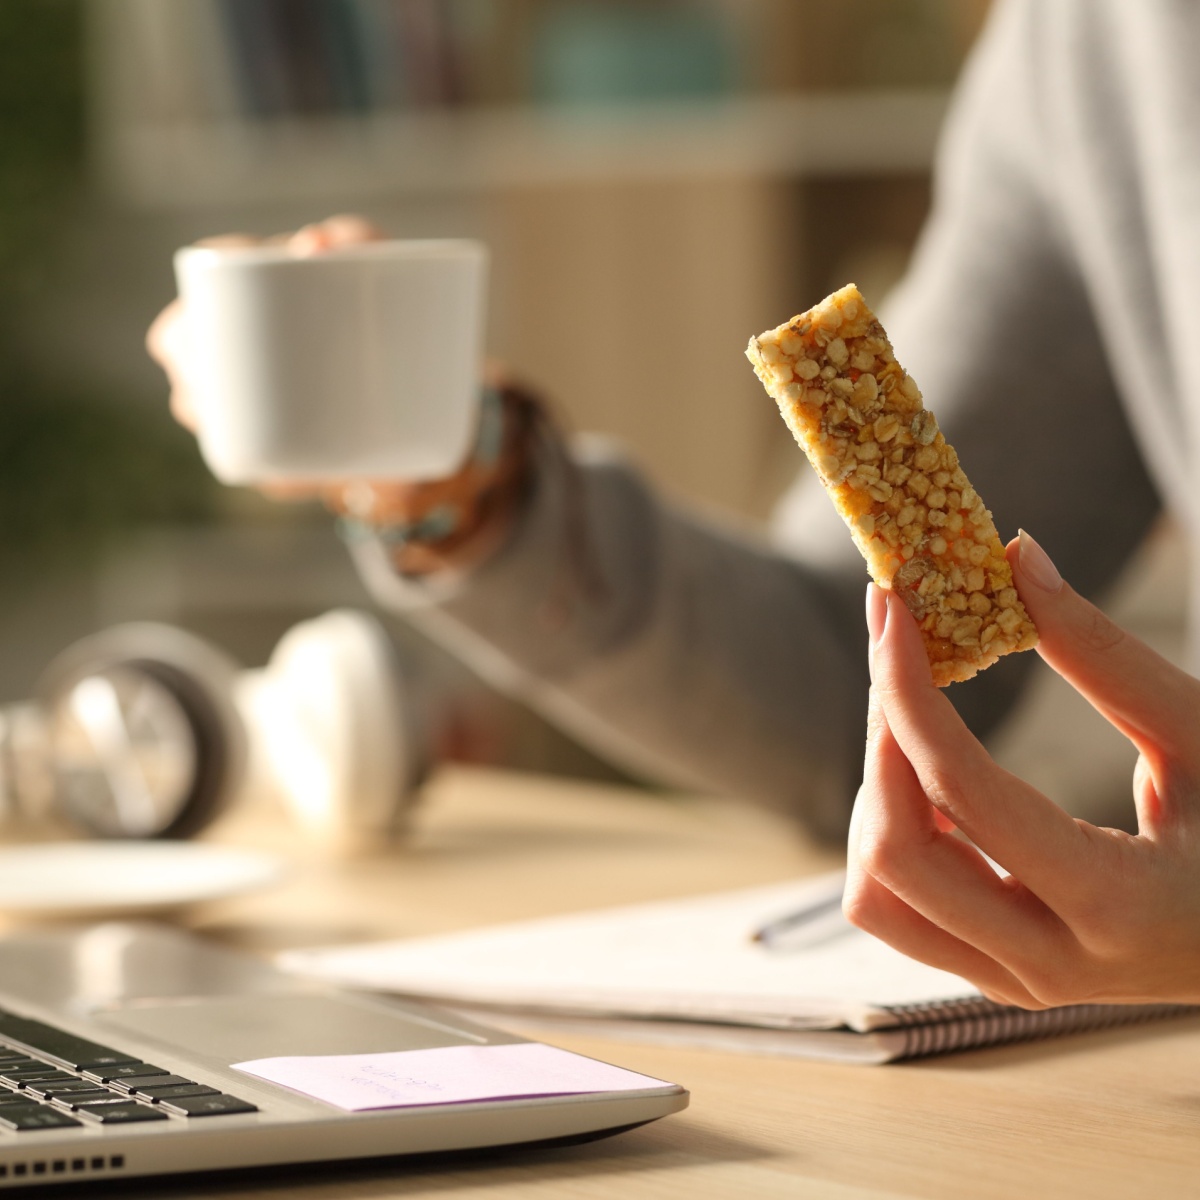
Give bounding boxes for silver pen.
[750,890,848,951]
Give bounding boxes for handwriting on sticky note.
[232,1042,673,1112]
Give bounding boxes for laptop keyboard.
[0,1009,257,1132]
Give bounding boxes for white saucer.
[0,842,286,918]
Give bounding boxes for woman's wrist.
[330,384,540,578]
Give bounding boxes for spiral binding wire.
[881,998,1197,1060]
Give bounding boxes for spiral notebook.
[279,872,1195,1064]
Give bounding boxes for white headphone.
[238,610,427,845]
[0,611,426,847]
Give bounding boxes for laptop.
[0,922,687,1188]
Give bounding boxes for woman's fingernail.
[1017,529,1063,593]
[866,583,888,646]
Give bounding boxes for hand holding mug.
[148,216,535,575]
[845,531,1200,1008]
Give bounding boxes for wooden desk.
[148,768,1200,1199]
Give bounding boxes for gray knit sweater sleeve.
[353,0,1160,840]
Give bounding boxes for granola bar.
[746,283,1037,686]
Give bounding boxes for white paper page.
[280,872,979,1033]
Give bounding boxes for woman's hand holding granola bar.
[845,529,1200,1008]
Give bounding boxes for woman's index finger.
[872,587,1093,905]
[1011,533,1200,769]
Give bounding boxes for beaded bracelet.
[335,385,535,573]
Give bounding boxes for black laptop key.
[82,1062,166,1084]
[52,1090,117,1108]
[14,1075,76,1094]
[0,1107,82,1131]
[57,1096,131,1112]
[138,1083,219,1102]
[0,1067,69,1085]
[75,1102,169,1125]
[114,1074,195,1095]
[0,1060,51,1075]
[0,1015,139,1071]
[22,1076,87,1097]
[158,1093,258,1118]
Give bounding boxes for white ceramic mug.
[173,239,488,484]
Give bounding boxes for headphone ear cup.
[243,609,427,847]
[34,624,247,839]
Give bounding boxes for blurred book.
[113,0,240,121]
[108,0,749,122]
[529,0,736,106]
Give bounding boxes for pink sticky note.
[232,1042,673,1111]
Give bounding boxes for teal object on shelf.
[531,1,735,106]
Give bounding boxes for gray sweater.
[355,0,1178,841]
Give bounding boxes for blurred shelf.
[96,89,950,209]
